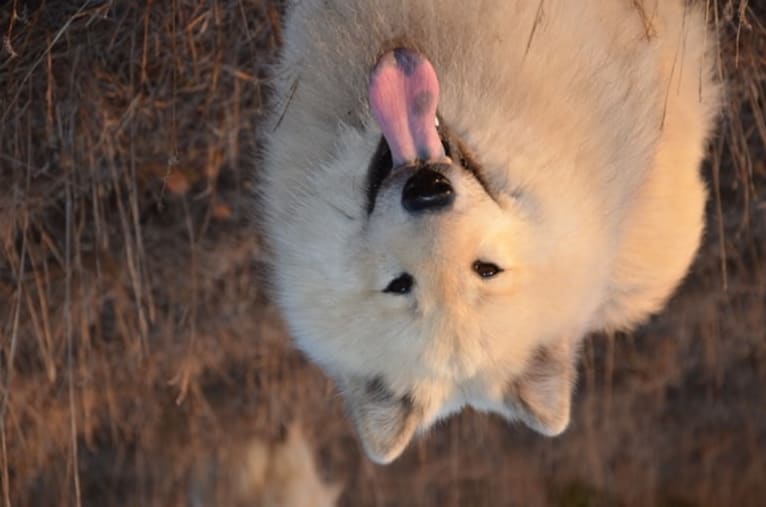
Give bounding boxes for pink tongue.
[369,49,444,167]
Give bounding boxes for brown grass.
[0,1,764,505]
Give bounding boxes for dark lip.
[445,128,496,202]
[365,123,494,215]
[366,136,393,215]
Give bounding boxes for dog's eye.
[473,260,502,279]
[383,273,414,294]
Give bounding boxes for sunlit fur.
[236,424,342,507]
[259,0,721,463]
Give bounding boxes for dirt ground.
[0,1,764,506]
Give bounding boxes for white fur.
[259,0,721,463]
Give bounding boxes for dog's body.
[260,0,720,463]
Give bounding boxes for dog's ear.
[503,339,578,436]
[341,376,421,464]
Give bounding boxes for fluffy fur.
[259,0,721,463]
[236,424,342,507]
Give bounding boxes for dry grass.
[0,0,764,505]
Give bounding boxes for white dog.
[259,0,721,463]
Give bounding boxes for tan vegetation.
[0,1,763,505]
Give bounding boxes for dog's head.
[269,49,611,463]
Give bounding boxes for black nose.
[401,168,455,213]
